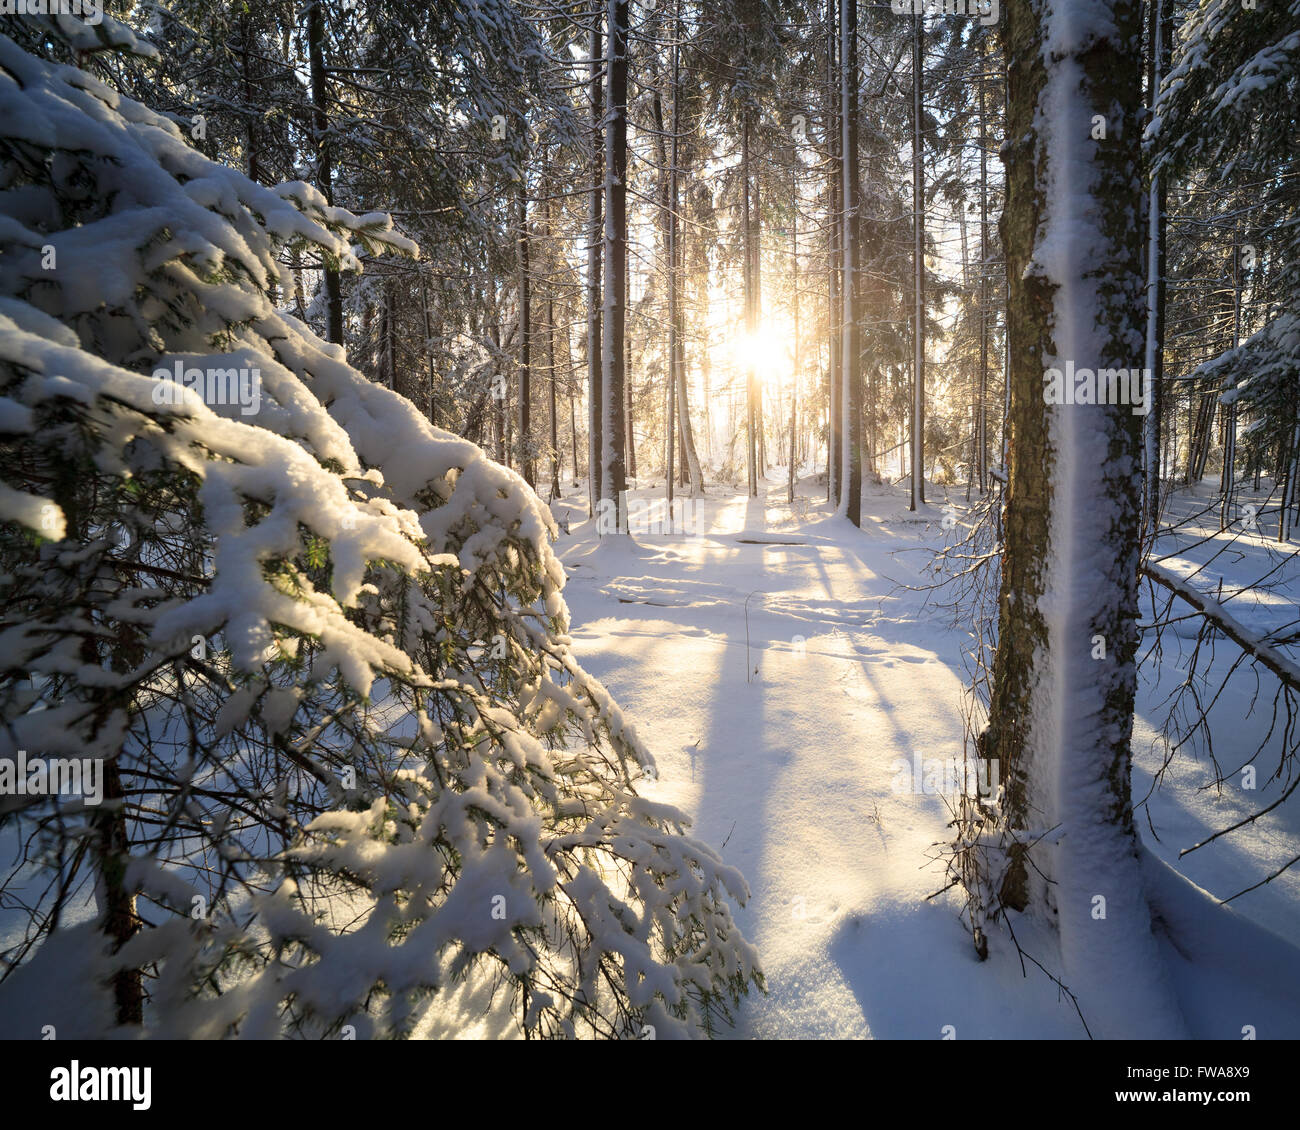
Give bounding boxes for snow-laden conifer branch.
[0,18,760,1039]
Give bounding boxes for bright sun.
[728,324,792,387]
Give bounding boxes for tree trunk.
[1279,406,1299,542]
[789,177,799,507]
[840,0,861,526]
[977,45,990,495]
[94,759,142,1025]
[588,13,604,516]
[239,8,259,184]
[909,10,925,511]
[826,0,841,505]
[1142,0,1171,540]
[1220,236,1242,530]
[381,282,396,391]
[743,116,758,498]
[601,0,630,529]
[625,320,636,480]
[979,0,1185,1038]
[548,247,560,499]
[307,0,342,345]
[491,319,505,464]
[570,383,580,485]
[517,183,533,487]
[420,273,438,425]
[669,25,704,499]
[652,83,674,503]
[672,147,703,494]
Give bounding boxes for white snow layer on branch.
[1142,560,1300,692]
[0,27,758,1039]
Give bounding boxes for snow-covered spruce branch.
[0,20,760,1039]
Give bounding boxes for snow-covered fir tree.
[0,13,760,1039]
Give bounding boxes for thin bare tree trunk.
[1142,0,1170,539]
[548,281,560,500]
[789,190,799,506]
[491,319,505,464]
[909,10,925,511]
[517,182,533,487]
[95,760,142,1025]
[743,116,758,497]
[601,0,630,528]
[1220,234,1242,530]
[840,0,861,526]
[625,312,636,480]
[827,0,841,504]
[977,49,990,494]
[307,0,342,345]
[588,13,603,516]
[420,273,438,425]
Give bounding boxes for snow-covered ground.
[552,470,1300,1038]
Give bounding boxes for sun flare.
[727,323,793,388]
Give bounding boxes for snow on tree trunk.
[978,0,1186,1038]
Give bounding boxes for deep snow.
[553,470,1300,1038]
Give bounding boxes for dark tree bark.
[743,115,758,498]
[601,0,630,527]
[840,0,861,526]
[94,760,142,1025]
[625,317,636,480]
[976,39,990,495]
[517,182,533,487]
[1142,0,1172,539]
[588,13,604,516]
[548,279,560,499]
[491,318,505,465]
[909,10,925,511]
[826,0,841,504]
[307,0,342,345]
[788,185,799,507]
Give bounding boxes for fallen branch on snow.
[1140,560,1300,695]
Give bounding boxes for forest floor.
[552,469,1300,1039]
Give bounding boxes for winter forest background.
[0,0,1298,1041]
